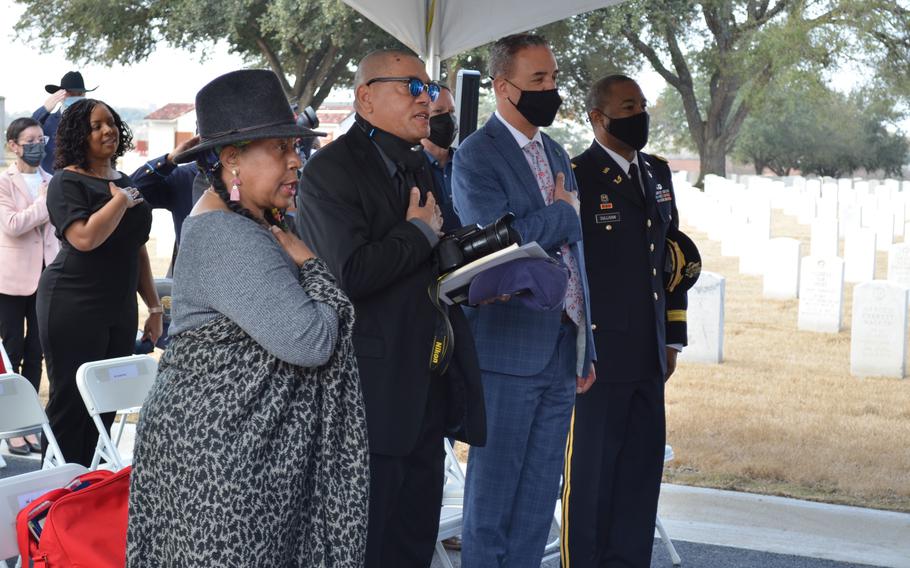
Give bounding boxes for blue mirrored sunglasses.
[366,76,440,102]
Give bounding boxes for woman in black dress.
[36,99,162,467]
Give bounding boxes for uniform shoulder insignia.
[651,154,669,163]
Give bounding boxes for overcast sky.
[0,0,667,119]
[0,0,251,116]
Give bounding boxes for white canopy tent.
[340,0,625,78]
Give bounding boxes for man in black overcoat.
[295,49,485,568]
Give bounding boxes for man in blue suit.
[452,33,596,567]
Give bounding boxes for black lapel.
[345,124,406,212]
[638,152,659,212]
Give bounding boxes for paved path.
[4,437,908,568]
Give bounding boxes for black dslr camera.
[436,213,521,274]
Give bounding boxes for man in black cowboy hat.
[561,74,697,568]
[295,49,485,568]
[31,71,97,172]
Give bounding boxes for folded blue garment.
[468,258,568,311]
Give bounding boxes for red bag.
[16,466,131,568]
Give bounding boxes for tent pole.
[425,0,442,80]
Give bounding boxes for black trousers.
[561,377,666,568]
[365,376,446,568]
[38,299,134,467]
[0,292,43,392]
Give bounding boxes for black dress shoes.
[7,443,30,456]
[29,440,42,453]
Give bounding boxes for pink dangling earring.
[230,169,241,201]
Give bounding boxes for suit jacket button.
[653,292,659,301]
[650,243,655,252]
[652,268,657,276]
[605,225,613,231]
[647,219,652,228]
[591,324,597,331]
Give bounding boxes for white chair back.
[0,340,12,374]
[75,355,157,471]
[0,343,11,470]
[0,463,87,562]
[0,374,66,469]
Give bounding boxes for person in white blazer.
[0,117,59,455]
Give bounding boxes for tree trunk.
[695,140,728,187]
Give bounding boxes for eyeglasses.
[16,135,49,145]
[366,77,440,102]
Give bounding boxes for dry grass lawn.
[663,211,910,512]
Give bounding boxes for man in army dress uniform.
[560,74,689,568]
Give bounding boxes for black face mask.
[604,110,650,151]
[428,112,458,149]
[20,142,46,168]
[506,80,563,127]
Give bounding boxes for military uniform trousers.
[561,373,666,568]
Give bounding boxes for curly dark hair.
[54,98,134,170]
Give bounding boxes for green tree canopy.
[13,0,403,109]
[732,71,908,178]
[548,0,910,185]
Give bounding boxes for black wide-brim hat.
[45,71,96,94]
[173,69,323,164]
[664,227,701,293]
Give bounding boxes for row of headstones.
[678,243,910,379]
[672,173,910,378]
[795,254,908,378]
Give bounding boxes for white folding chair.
[0,463,87,568]
[435,440,465,568]
[658,444,682,566]
[441,439,465,506]
[0,374,66,470]
[75,355,157,471]
[0,341,11,471]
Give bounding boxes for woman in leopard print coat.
[126,70,368,567]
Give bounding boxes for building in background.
[144,103,196,158]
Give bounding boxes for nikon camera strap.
[427,275,455,375]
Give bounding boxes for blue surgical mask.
[62,96,85,110]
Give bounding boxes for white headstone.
[850,281,908,378]
[679,271,725,364]
[797,256,844,333]
[860,201,877,228]
[810,218,839,258]
[805,179,822,198]
[875,210,895,252]
[844,229,877,283]
[893,205,905,239]
[816,196,838,219]
[762,238,801,299]
[839,206,861,239]
[797,194,817,225]
[887,243,910,289]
